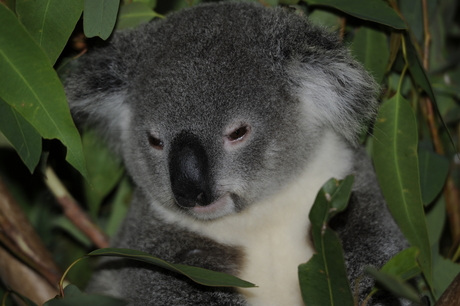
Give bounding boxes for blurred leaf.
[399,0,423,42]
[44,294,128,306]
[82,129,123,218]
[426,196,446,248]
[104,177,131,237]
[418,150,449,205]
[380,247,422,281]
[299,176,355,306]
[63,284,84,297]
[365,267,420,302]
[16,0,84,65]
[351,26,389,84]
[84,0,120,40]
[116,2,161,30]
[432,253,460,299]
[305,0,406,29]
[0,4,88,179]
[308,9,341,31]
[0,98,41,173]
[88,248,256,288]
[372,93,433,289]
[133,0,157,9]
[53,216,92,247]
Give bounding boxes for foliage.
[0,0,459,305]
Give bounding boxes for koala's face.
[66,3,378,221]
[122,53,316,221]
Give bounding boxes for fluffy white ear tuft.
[289,60,379,146]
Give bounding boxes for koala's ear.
[65,31,138,153]
[287,51,379,146]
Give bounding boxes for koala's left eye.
[228,126,248,141]
[148,134,164,150]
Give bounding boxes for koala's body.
[66,2,410,306]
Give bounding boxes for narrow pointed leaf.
[380,247,422,281]
[16,0,84,65]
[305,0,406,29]
[0,5,87,179]
[87,248,256,288]
[365,267,420,302]
[418,150,449,205]
[116,2,161,30]
[0,97,41,173]
[372,94,433,289]
[351,26,389,84]
[84,0,120,40]
[299,176,355,306]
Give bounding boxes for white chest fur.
[155,132,353,306]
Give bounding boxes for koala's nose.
[168,132,212,208]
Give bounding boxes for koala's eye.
[228,126,248,141]
[148,134,164,150]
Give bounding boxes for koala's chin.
[183,194,237,220]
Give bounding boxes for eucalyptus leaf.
[84,0,120,40]
[63,284,84,297]
[305,0,406,29]
[82,129,123,218]
[299,176,355,306]
[372,93,433,289]
[365,267,420,303]
[87,248,256,288]
[105,177,131,237]
[44,295,128,306]
[0,4,88,179]
[117,2,162,30]
[380,247,422,281]
[432,252,460,299]
[351,26,389,84]
[53,216,92,247]
[16,0,84,65]
[426,196,446,248]
[0,97,41,173]
[418,150,449,206]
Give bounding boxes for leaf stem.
[59,256,88,297]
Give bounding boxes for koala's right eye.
[148,134,164,150]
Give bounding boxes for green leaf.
[299,176,355,306]
[133,0,157,9]
[0,97,41,173]
[372,93,433,289]
[44,295,128,306]
[105,177,131,237]
[53,216,92,247]
[87,248,256,288]
[0,4,88,179]
[426,196,446,248]
[304,0,406,29]
[351,26,389,84]
[365,267,420,303]
[432,252,460,299]
[116,2,161,30]
[82,129,123,218]
[84,0,120,40]
[16,0,84,65]
[418,150,449,205]
[63,284,84,297]
[380,247,422,281]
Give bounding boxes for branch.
[0,177,61,287]
[44,166,109,249]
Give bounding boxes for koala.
[65,2,410,306]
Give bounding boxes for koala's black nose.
[169,132,212,208]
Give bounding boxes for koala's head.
[66,2,378,221]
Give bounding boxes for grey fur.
[66,2,410,305]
